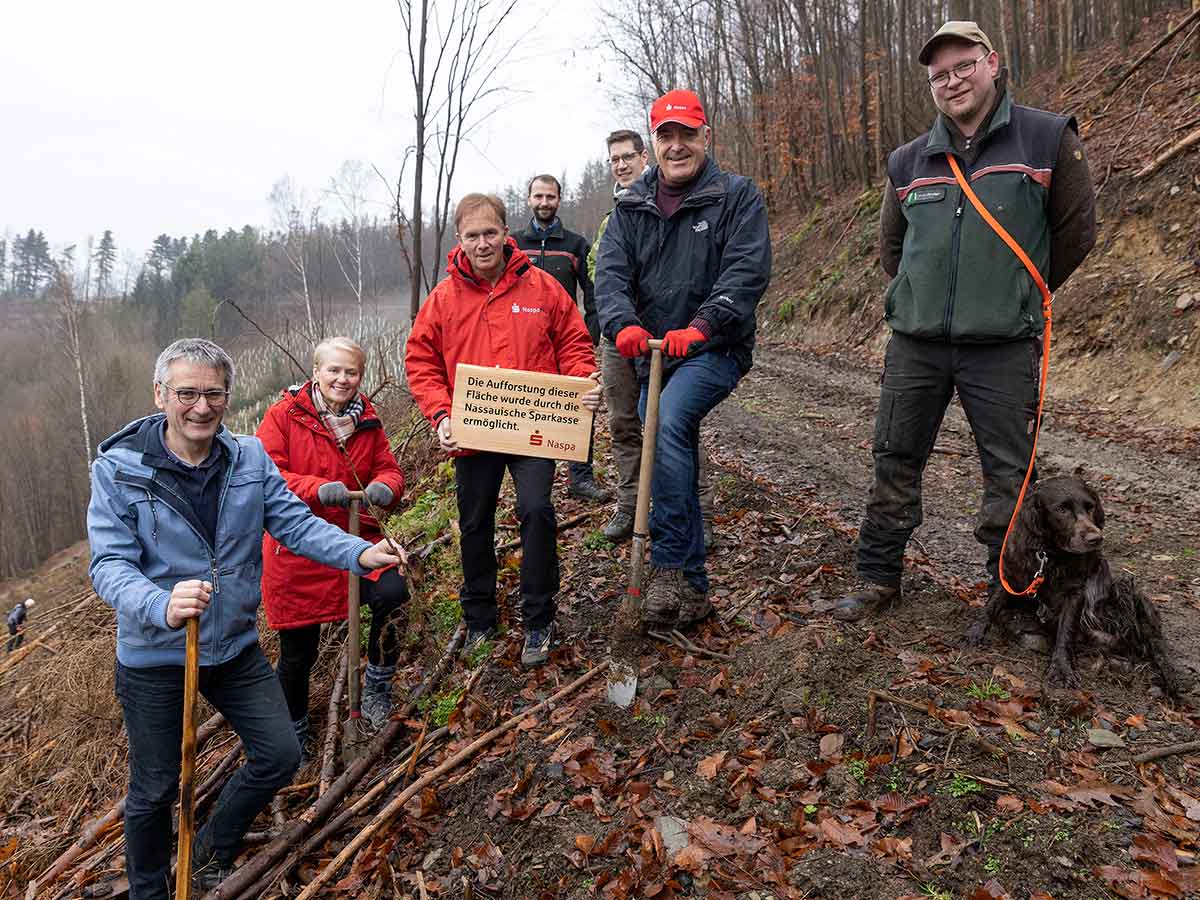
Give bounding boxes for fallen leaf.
[575,834,596,856]
[1130,832,1179,872]
[871,835,913,862]
[970,879,1013,899]
[925,832,966,868]
[819,816,865,848]
[696,751,728,780]
[996,794,1024,813]
[819,732,844,759]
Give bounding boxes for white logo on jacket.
[511,304,543,314]
[692,220,709,234]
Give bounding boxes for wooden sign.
[450,364,596,462]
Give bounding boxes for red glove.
[662,326,707,358]
[615,325,652,359]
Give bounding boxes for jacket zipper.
[943,185,965,339]
[142,442,239,664]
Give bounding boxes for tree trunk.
[408,0,430,323]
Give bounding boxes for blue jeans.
[639,351,740,592]
[115,643,301,900]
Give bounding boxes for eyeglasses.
[928,54,988,88]
[609,151,642,167]
[164,385,230,408]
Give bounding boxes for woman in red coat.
[257,337,407,740]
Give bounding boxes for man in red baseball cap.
[594,88,771,632]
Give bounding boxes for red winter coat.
[256,384,404,630]
[405,239,598,429]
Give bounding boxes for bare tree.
[51,247,93,476]
[393,0,521,321]
[327,161,370,338]
[269,176,320,336]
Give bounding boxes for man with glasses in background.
[87,338,402,896]
[589,129,716,546]
[835,22,1096,624]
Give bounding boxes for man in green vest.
[835,21,1096,624]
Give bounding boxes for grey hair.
[153,338,236,390]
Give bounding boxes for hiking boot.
[677,580,713,628]
[464,625,495,656]
[191,855,234,892]
[642,567,684,630]
[832,582,900,622]
[521,623,555,668]
[602,509,635,543]
[361,663,395,730]
[567,480,613,503]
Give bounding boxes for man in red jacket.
[405,193,602,667]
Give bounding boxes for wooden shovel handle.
[175,617,200,900]
[347,497,362,717]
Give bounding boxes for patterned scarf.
[311,384,365,446]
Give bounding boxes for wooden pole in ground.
[175,618,201,900]
[622,340,664,621]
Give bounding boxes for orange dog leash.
[946,153,1052,597]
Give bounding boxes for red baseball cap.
[649,89,707,132]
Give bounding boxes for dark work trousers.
[116,644,300,900]
[275,568,410,722]
[856,333,1040,587]
[566,417,598,486]
[455,453,558,632]
[6,624,22,652]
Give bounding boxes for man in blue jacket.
[87,338,401,898]
[595,89,771,630]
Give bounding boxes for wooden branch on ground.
[1135,125,1200,178]
[646,630,734,663]
[319,648,349,797]
[495,511,598,552]
[0,625,61,676]
[206,626,466,900]
[866,689,1005,757]
[294,662,610,900]
[1132,739,1200,764]
[242,728,451,900]
[28,713,226,898]
[1104,7,1200,97]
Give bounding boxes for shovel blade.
[606,661,638,708]
[342,715,371,764]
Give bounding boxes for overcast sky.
[2,0,630,263]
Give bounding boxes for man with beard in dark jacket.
[515,175,611,505]
[595,90,771,630]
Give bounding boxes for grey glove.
[363,481,394,507]
[317,481,351,507]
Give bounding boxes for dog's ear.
[1087,482,1105,529]
[1001,485,1046,590]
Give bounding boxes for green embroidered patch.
[906,186,947,205]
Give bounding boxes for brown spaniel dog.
[967,475,1189,697]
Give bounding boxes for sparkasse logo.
[529,431,543,446]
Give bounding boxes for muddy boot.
[832,582,900,622]
[361,663,395,730]
[677,580,713,628]
[642,567,683,631]
[603,508,635,543]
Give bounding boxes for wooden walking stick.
[342,491,371,763]
[175,616,201,900]
[620,339,664,623]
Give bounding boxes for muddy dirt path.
[705,342,1200,678]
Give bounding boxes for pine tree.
[93,230,117,298]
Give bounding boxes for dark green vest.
[885,92,1074,342]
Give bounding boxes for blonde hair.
[312,336,366,370]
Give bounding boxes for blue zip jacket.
[88,414,372,668]
[594,157,771,377]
